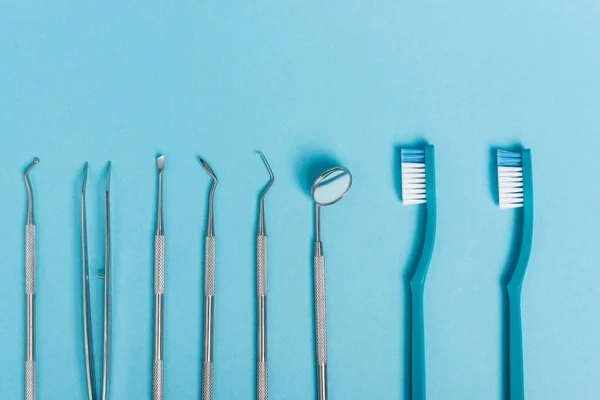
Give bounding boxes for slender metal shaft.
[153,156,165,400]
[101,163,112,400]
[81,163,97,400]
[24,157,38,400]
[315,204,321,245]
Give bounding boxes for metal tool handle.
[25,225,36,296]
[202,236,216,400]
[25,360,36,400]
[257,235,268,400]
[25,225,36,400]
[257,360,268,400]
[314,252,328,400]
[205,236,216,297]
[152,360,164,400]
[202,361,213,400]
[153,235,165,400]
[155,235,165,295]
[257,235,267,297]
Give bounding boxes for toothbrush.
[24,157,39,400]
[401,145,436,400]
[497,148,534,400]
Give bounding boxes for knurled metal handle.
[202,361,213,400]
[257,235,267,296]
[314,255,327,365]
[205,237,216,296]
[25,360,36,400]
[152,359,164,400]
[257,360,268,400]
[154,235,165,294]
[25,225,36,295]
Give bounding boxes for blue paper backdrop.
[1,2,599,399]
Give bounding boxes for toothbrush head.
[497,149,524,209]
[401,148,427,205]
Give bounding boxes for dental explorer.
[153,155,166,400]
[199,157,217,400]
[24,157,39,400]
[81,162,112,400]
[257,153,274,400]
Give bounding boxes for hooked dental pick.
[199,157,217,400]
[24,157,39,400]
[256,152,274,400]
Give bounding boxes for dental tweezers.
[24,157,39,400]
[81,162,112,400]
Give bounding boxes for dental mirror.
[310,165,352,400]
[311,167,352,206]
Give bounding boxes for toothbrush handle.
[153,235,165,400]
[314,249,328,400]
[257,235,268,400]
[25,225,36,400]
[203,236,216,400]
[410,285,426,400]
[508,289,525,400]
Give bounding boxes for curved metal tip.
[25,157,39,176]
[25,157,39,225]
[157,155,165,172]
[82,162,89,193]
[257,152,274,200]
[198,157,217,182]
[106,162,111,192]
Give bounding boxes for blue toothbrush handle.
[410,286,426,400]
[508,289,525,400]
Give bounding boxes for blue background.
[1,2,599,399]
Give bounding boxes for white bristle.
[401,149,426,205]
[497,150,523,209]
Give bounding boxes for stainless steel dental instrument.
[310,167,352,400]
[256,153,274,400]
[81,162,112,400]
[153,155,165,400]
[24,157,39,400]
[199,157,217,400]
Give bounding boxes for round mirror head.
[311,167,352,206]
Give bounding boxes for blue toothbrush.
[497,148,534,400]
[401,145,436,400]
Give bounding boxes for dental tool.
[310,166,352,400]
[153,155,166,400]
[199,157,217,400]
[24,157,39,400]
[256,152,274,400]
[81,162,112,400]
